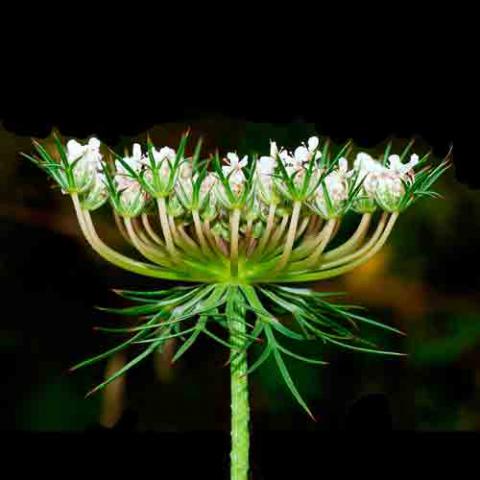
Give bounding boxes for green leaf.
[113,285,198,299]
[53,134,70,169]
[203,328,240,351]
[399,138,415,163]
[85,340,162,397]
[96,303,170,316]
[133,326,197,344]
[69,316,158,372]
[247,344,272,375]
[171,315,208,363]
[265,325,316,420]
[382,141,393,166]
[340,311,405,336]
[276,344,329,365]
[324,337,406,356]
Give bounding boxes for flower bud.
[256,156,279,205]
[142,145,179,197]
[349,153,382,213]
[374,152,419,212]
[80,172,109,211]
[66,138,102,193]
[375,170,406,212]
[118,183,147,217]
[310,170,349,219]
[216,153,249,209]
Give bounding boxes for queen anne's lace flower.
[23,131,449,480]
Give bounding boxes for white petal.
[66,139,84,160]
[132,143,142,160]
[355,152,374,164]
[158,146,175,161]
[226,152,239,166]
[388,154,401,164]
[294,146,309,163]
[88,138,101,150]
[166,147,176,160]
[258,156,275,174]
[279,150,293,166]
[270,141,278,158]
[308,136,319,151]
[338,158,348,173]
[239,155,248,168]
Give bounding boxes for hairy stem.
[227,290,250,480]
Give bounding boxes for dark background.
[1,21,478,475]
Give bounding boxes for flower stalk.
[227,289,250,480]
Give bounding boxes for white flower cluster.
[69,136,420,222]
[66,138,102,191]
[350,151,419,213]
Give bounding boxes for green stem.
[254,202,277,256]
[322,212,372,261]
[157,197,177,257]
[274,200,302,271]
[230,209,241,277]
[192,209,213,256]
[141,214,164,246]
[227,289,250,480]
[272,212,399,283]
